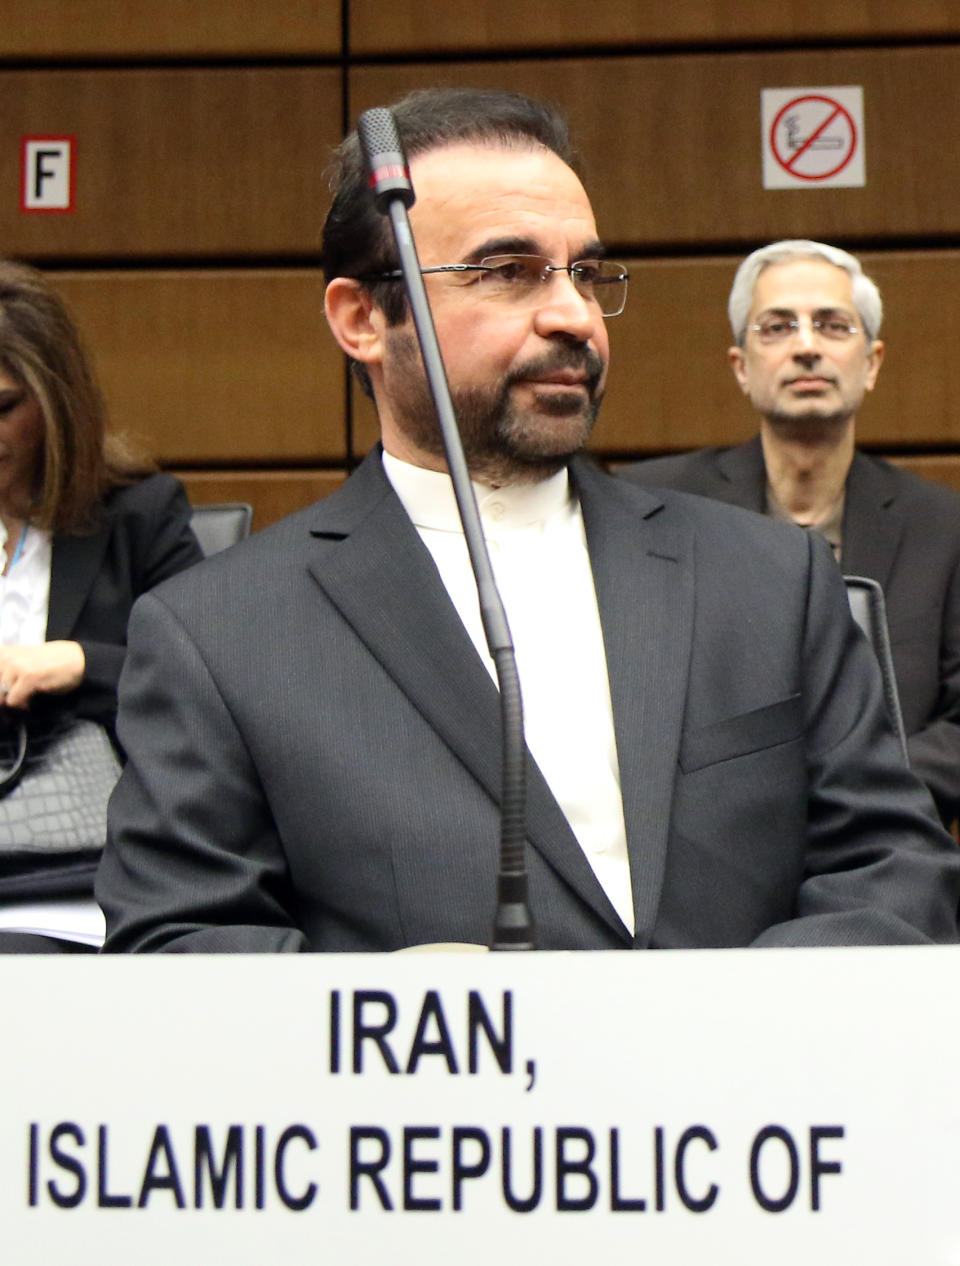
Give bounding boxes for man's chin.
[765,405,852,434]
[506,409,596,458]
[463,415,594,485]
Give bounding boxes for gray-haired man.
[623,239,960,827]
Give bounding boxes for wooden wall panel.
[6,9,953,497]
[598,257,743,454]
[889,456,960,495]
[1,67,340,258]
[175,470,348,530]
[52,269,346,464]
[351,47,960,246]
[351,250,960,459]
[351,0,960,54]
[0,1,340,59]
[850,251,960,449]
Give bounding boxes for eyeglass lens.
[479,255,628,316]
[752,313,858,342]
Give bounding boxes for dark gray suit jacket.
[97,451,960,952]
[621,438,960,824]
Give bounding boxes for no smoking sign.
[761,86,865,189]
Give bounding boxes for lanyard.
[8,526,27,571]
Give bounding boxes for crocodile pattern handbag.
[0,713,121,856]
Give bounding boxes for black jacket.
[622,437,960,825]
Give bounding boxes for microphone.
[357,108,415,212]
[357,107,535,952]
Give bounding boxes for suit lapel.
[574,459,693,946]
[838,452,903,589]
[46,526,111,640]
[305,452,627,935]
[715,436,768,511]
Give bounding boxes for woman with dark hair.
[0,260,203,950]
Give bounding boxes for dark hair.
[322,88,580,394]
[0,260,152,533]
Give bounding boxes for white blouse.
[0,522,52,645]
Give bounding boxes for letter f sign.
[22,137,75,211]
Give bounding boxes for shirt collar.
[382,450,573,535]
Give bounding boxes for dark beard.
[385,331,605,486]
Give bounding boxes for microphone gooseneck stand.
[357,107,534,950]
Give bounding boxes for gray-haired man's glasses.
[749,312,861,344]
[361,254,629,318]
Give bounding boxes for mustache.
[507,345,605,392]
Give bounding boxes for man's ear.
[324,278,384,368]
[728,344,751,395]
[864,339,885,392]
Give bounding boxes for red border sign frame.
[769,95,857,183]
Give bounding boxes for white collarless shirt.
[0,523,51,646]
[383,452,634,934]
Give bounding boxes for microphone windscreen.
[358,107,415,212]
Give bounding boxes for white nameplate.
[1,946,958,1264]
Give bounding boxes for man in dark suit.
[97,94,960,952]
[621,240,960,827]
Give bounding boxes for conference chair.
[189,502,253,557]
[843,574,909,761]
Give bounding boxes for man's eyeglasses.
[361,254,630,318]
[749,312,861,344]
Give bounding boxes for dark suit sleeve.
[97,588,308,952]
[903,553,960,827]
[72,474,204,728]
[752,536,960,947]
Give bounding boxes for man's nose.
[789,315,822,353]
[532,271,597,341]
